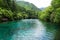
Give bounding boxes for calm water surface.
[0,19,60,40]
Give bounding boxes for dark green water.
[0,19,60,40]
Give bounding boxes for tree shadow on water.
[0,21,20,40]
[54,29,60,40]
[42,21,60,40]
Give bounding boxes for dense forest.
[0,0,60,24]
[0,0,39,22]
[38,0,60,24]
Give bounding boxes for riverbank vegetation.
[0,0,60,24]
[38,0,60,24]
[0,0,39,22]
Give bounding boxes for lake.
[0,19,60,40]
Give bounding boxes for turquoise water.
[0,19,60,40]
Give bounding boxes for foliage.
[0,0,60,24]
[0,8,13,20]
[0,0,39,22]
[51,0,60,23]
[38,0,60,24]
[51,0,60,8]
[53,8,60,23]
[38,6,53,21]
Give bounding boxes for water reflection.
[0,19,60,40]
[42,21,60,40]
[54,29,60,40]
[11,19,46,40]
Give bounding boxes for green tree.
[38,6,53,21]
[51,0,60,8]
[51,0,60,23]
[54,8,60,23]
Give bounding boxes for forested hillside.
[16,1,40,11]
[0,0,60,24]
[0,0,40,22]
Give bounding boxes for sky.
[17,0,52,8]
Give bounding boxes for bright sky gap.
[17,0,52,8]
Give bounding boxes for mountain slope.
[16,1,40,11]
